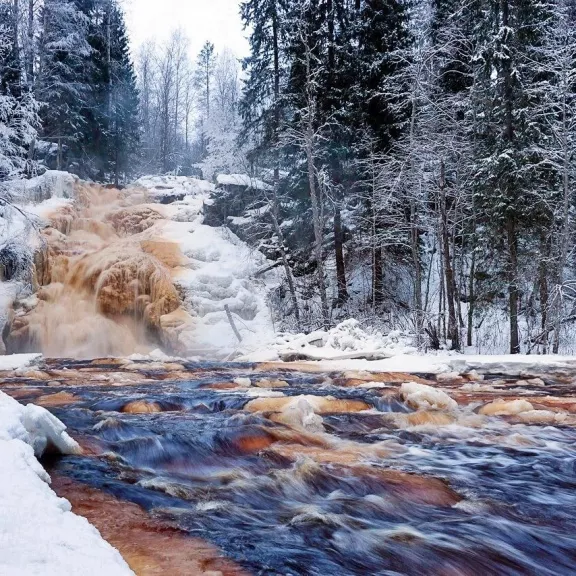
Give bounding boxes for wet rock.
[401,410,457,427]
[121,400,162,414]
[233,377,251,387]
[246,394,370,415]
[36,391,79,407]
[436,372,464,384]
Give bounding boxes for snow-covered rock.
[4,170,77,202]
[399,382,458,412]
[216,173,272,191]
[135,175,277,357]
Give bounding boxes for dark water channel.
[16,360,576,575]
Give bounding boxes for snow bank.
[0,352,40,370]
[0,440,134,576]
[0,391,134,575]
[448,354,576,376]
[240,319,415,362]
[0,390,80,458]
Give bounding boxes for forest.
[1,0,576,355]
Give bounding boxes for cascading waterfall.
[6,182,191,358]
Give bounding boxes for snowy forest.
[2,0,576,355]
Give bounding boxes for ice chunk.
[479,399,534,416]
[0,391,80,457]
[399,382,458,411]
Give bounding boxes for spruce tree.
[36,0,91,169]
[107,3,140,184]
[69,0,139,181]
[474,0,555,353]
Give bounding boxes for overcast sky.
[123,0,249,60]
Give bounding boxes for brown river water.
[2,358,576,575]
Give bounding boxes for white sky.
[122,0,249,61]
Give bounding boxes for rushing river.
[3,358,576,575]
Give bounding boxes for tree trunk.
[373,244,383,309]
[506,217,520,354]
[302,30,329,328]
[307,140,329,328]
[467,249,475,347]
[268,6,299,328]
[538,233,549,353]
[439,160,460,350]
[26,0,33,85]
[410,199,423,344]
[553,64,571,354]
[334,206,348,306]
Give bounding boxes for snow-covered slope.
[0,385,134,576]
[131,175,277,357]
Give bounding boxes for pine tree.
[195,41,216,160]
[68,0,139,180]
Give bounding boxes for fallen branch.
[253,260,282,277]
[224,304,243,342]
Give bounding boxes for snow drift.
[0,390,134,575]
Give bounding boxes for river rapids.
[2,358,576,575]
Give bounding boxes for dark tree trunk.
[538,233,549,353]
[439,160,460,350]
[372,244,383,308]
[467,249,475,347]
[506,217,520,354]
[334,206,348,305]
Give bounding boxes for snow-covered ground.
[239,319,416,362]
[0,364,134,576]
[238,318,576,376]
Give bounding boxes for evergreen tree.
[239,0,288,167]
[0,2,39,179]
[77,0,139,181]
[36,0,91,167]
[107,3,140,184]
[474,0,556,353]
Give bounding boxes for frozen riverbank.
[0,365,134,576]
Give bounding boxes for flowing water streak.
[4,360,576,575]
[7,184,191,358]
